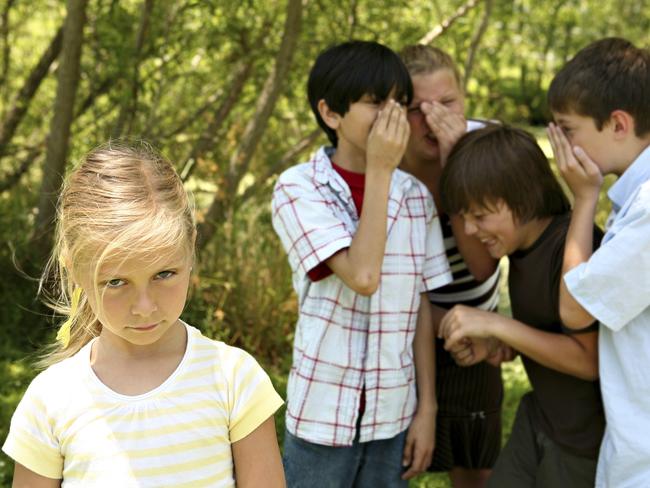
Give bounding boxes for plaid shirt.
[272,147,452,446]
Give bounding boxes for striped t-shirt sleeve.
[225,347,284,443]
[2,372,63,479]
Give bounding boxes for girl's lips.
[130,323,159,331]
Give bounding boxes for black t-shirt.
[508,212,605,459]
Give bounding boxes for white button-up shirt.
[272,146,452,446]
[564,145,650,488]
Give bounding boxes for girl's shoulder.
[186,323,269,383]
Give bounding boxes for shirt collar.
[608,144,650,211]
[311,145,414,193]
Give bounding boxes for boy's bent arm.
[441,306,599,381]
[547,123,601,329]
[327,102,410,295]
[559,195,598,329]
[402,297,436,480]
[326,168,393,295]
[232,416,286,488]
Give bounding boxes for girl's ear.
[317,99,341,130]
[609,110,634,140]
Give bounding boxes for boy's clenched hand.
[547,123,603,202]
[421,101,466,167]
[366,100,410,172]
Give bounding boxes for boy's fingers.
[402,433,414,467]
[573,146,601,176]
[401,444,424,479]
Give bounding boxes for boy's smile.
[462,201,549,259]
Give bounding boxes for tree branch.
[179,59,254,182]
[418,0,481,45]
[0,24,64,160]
[32,0,88,260]
[197,0,303,250]
[463,0,492,90]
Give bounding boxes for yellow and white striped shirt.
[3,323,283,487]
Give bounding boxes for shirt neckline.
[82,321,194,402]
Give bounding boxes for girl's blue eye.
[106,279,125,288]
[156,270,176,280]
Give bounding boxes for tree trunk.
[31,0,88,262]
[0,25,64,160]
[197,0,303,251]
[463,0,492,90]
[111,0,154,138]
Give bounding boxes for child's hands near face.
[547,123,603,202]
[401,408,435,480]
[421,101,466,167]
[366,100,410,172]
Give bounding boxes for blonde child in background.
[2,143,285,487]
[399,45,502,488]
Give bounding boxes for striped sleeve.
[2,373,63,479]
[225,348,284,443]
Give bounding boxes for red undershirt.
[307,162,365,281]
[306,162,367,415]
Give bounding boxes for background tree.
[0,1,648,484]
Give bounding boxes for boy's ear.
[609,110,634,140]
[317,99,341,130]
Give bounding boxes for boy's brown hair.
[548,37,650,136]
[440,124,570,223]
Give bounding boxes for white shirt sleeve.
[564,195,650,331]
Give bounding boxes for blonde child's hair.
[38,141,195,368]
[399,44,462,87]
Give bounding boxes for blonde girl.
[2,143,285,487]
[398,45,503,488]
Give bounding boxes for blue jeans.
[283,428,409,488]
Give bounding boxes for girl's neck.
[90,321,187,396]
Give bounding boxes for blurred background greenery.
[0,0,646,484]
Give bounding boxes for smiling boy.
[546,37,650,487]
[272,41,452,486]
[437,124,605,487]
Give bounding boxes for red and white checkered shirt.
[272,147,452,446]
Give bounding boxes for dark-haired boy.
[547,37,650,487]
[437,124,605,487]
[272,40,452,486]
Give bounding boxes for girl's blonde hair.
[399,44,462,87]
[38,141,195,368]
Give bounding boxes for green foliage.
[0,0,645,484]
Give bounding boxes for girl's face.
[79,245,192,349]
[405,69,465,164]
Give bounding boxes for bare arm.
[449,214,498,281]
[547,123,602,329]
[402,296,436,480]
[12,464,61,488]
[326,101,410,296]
[440,306,599,381]
[232,416,285,488]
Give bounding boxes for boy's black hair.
[440,124,570,223]
[548,37,650,136]
[308,40,413,147]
